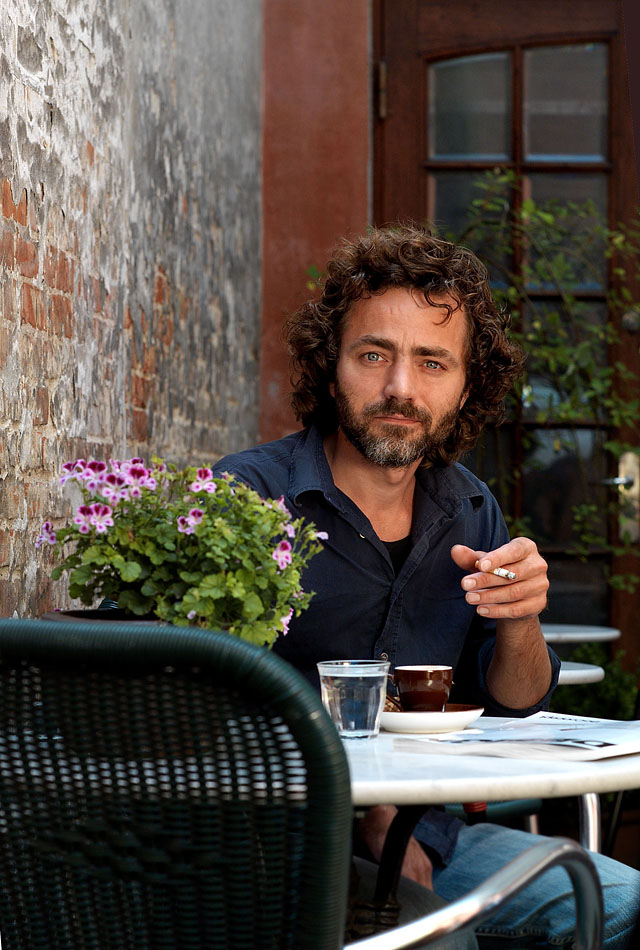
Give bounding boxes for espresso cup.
[391,665,453,712]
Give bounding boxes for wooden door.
[373,0,639,657]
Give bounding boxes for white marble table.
[541,623,621,644]
[345,724,640,808]
[558,661,605,685]
[345,719,640,852]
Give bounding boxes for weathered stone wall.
[0,0,262,617]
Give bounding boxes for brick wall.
[0,0,262,618]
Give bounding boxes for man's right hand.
[358,804,434,890]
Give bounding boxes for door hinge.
[376,60,387,120]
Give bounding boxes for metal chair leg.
[579,792,601,852]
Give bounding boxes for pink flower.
[60,459,87,484]
[119,457,145,472]
[85,460,107,476]
[282,522,296,538]
[89,503,114,533]
[187,610,197,620]
[280,607,294,636]
[100,472,129,502]
[272,539,292,570]
[275,495,291,517]
[83,460,108,491]
[35,522,57,547]
[124,465,155,498]
[187,508,203,525]
[178,508,204,535]
[190,468,217,493]
[315,531,329,541]
[73,505,94,534]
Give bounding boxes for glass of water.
[317,659,390,739]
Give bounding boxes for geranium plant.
[36,457,327,647]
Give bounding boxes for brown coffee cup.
[391,665,453,712]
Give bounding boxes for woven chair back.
[0,619,352,950]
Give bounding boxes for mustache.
[363,398,431,425]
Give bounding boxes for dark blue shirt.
[214,425,560,863]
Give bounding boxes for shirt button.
[380,652,389,661]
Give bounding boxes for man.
[214,226,639,947]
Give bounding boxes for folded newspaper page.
[395,711,640,760]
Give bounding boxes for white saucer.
[380,703,484,734]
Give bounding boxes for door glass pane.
[545,559,609,625]
[521,301,607,421]
[462,426,514,505]
[524,44,608,162]
[428,53,511,160]
[524,174,608,290]
[429,171,512,281]
[521,428,607,546]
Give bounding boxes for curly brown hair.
[285,224,525,464]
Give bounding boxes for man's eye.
[364,352,382,362]
[424,359,442,370]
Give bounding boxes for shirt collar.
[288,426,336,502]
[289,425,486,514]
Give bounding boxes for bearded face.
[329,288,470,468]
[333,385,460,467]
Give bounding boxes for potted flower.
[36,456,326,647]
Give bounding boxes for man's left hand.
[452,537,549,620]
[451,538,552,709]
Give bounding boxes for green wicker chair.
[0,618,352,950]
[0,618,603,950]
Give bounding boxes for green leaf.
[119,561,142,583]
[118,589,154,615]
[70,563,94,586]
[179,571,204,584]
[242,591,264,621]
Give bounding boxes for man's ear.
[329,380,335,397]
[459,388,469,409]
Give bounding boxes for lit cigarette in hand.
[490,567,517,580]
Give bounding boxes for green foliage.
[306,265,324,292]
[446,169,640,588]
[549,643,640,721]
[40,459,326,648]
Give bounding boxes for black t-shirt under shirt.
[382,535,412,575]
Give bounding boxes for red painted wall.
[260,0,371,442]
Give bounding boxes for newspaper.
[395,711,640,761]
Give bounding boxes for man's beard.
[334,386,459,468]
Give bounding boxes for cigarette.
[490,567,517,580]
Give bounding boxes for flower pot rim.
[39,609,164,625]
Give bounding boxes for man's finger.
[450,544,486,570]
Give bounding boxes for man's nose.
[383,361,416,401]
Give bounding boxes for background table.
[541,624,621,644]
[558,661,605,685]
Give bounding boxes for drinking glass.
[317,659,390,738]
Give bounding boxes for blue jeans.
[431,824,640,949]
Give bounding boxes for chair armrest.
[344,837,602,950]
